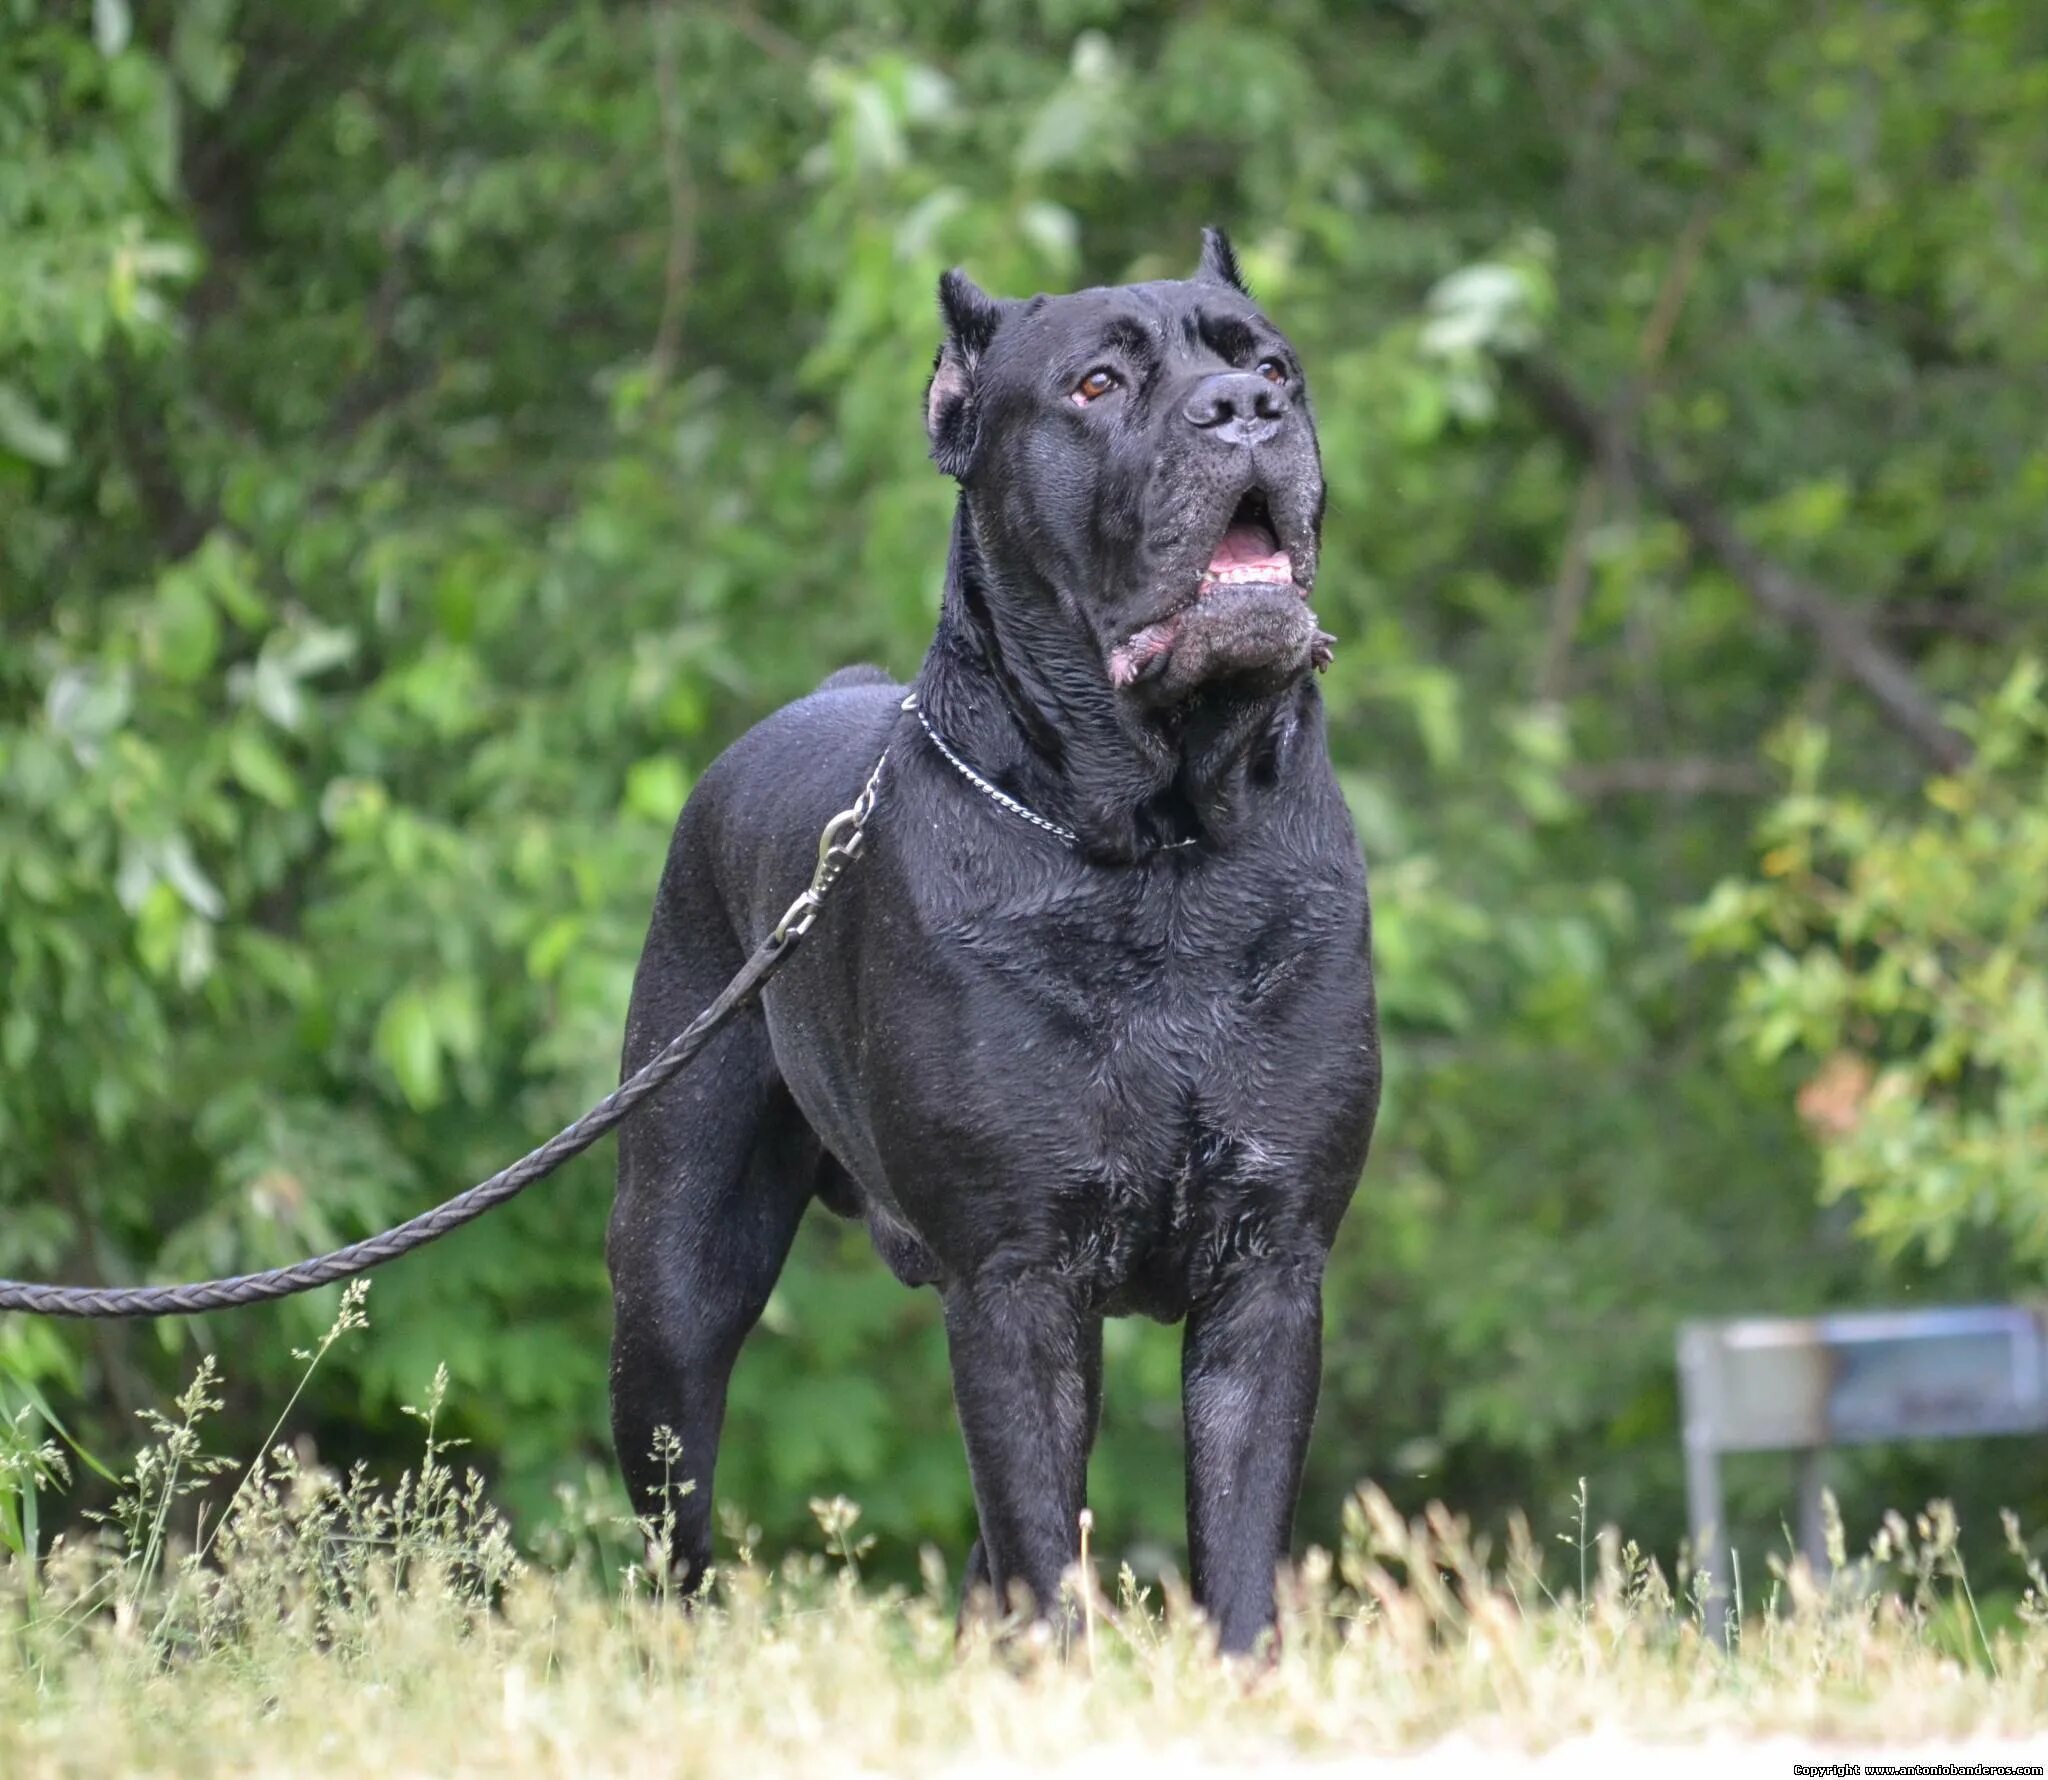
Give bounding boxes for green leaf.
[376,989,445,1110]
[228,727,300,807]
[624,756,689,823]
[44,665,132,747]
[92,0,132,57]
[134,881,186,978]
[525,915,583,982]
[154,575,222,682]
[171,0,241,108]
[158,834,225,921]
[0,1368,118,1484]
[1406,669,1463,770]
[0,384,70,468]
[1,1008,36,1070]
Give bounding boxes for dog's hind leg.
[608,871,818,1594]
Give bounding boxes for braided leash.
[0,740,895,1319]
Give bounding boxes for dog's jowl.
[608,231,1380,1654]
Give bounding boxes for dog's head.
[925,231,1330,708]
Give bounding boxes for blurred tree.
[1695,663,2048,1265]
[3,0,2045,1574]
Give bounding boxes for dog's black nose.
[1183,371,1288,446]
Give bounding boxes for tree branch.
[1877,598,2010,642]
[699,0,806,63]
[1566,757,1767,799]
[1509,358,1973,772]
[648,2,699,388]
[110,352,216,562]
[1536,465,1604,703]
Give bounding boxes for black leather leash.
[0,740,895,1319]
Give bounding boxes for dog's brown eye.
[1256,357,1288,384]
[1073,368,1120,405]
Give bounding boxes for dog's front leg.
[942,1268,1098,1631]
[1182,1254,1325,1654]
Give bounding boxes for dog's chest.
[932,862,1360,1306]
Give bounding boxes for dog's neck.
[914,502,1319,864]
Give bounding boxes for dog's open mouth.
[1108,490,1332,692]
[1202,490,1294,589]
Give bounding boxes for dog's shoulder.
[815,663,897,694]
[679,672,905,862]
[652,674,909,940]
[700,672,903,792]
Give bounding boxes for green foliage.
[1696,665,2048,1263]
[4,0,2047,1579]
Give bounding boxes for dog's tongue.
[1206,521,1292,582]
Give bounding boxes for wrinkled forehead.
[985,280,1286,384]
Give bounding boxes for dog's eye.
[1072,368,1120,405]
[1255,357,1288,384]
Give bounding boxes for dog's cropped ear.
[1192,226,1250,297]
[926,268,1010,481]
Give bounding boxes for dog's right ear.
[926,268,1009,480]
[1193,226,1251,296]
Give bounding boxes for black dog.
[609,231,1379,1653]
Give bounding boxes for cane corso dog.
[609,230,1380,1653]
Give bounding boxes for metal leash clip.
[768,741,892,950]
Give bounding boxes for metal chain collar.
[904,692,1198,853]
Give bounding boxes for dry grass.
[4,1292,2046,1778]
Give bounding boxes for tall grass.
[3,1291,2045,1777]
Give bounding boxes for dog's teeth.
[1201,565,1295,587]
